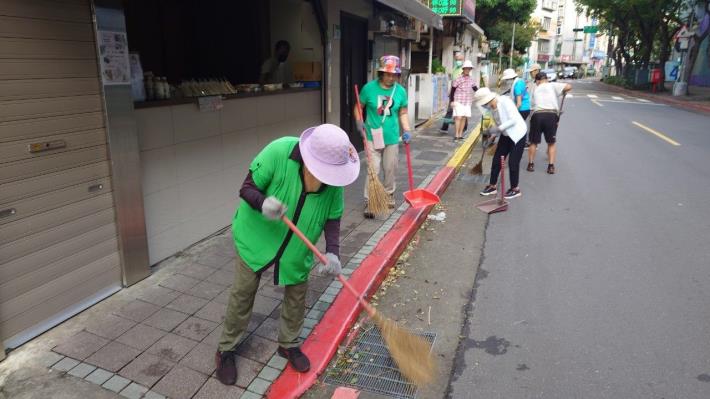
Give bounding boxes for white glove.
[488,126,502,135]
[318,252,342,276]
[262,196,287,220]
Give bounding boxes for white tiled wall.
[137,90,321,265]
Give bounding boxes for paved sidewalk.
[0,111,481,399]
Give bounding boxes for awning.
[467,22,484,37]
[376,0,444,30]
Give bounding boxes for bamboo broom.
[354,84,390,217]
[281,215,436,386]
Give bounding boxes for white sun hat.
[462,60,474,69]
[501,68,518,80]
[473,87,497,107]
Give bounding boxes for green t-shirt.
[359,80,408,146]
[232,137,344,285]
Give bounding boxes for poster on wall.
[98,30,130,85]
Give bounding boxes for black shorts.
[529,112,558,144]
[519,110,531,120]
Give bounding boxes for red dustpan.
[403,142,440,208]
[476,156,509,214]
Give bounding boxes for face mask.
[455,61,463,67]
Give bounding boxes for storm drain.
[324,325,437,398]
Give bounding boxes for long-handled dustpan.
[476,156,509,214]
[403,142,440,208]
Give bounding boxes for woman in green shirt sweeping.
[215,124,360,385]
[355,55,413,218]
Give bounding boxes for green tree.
[475,0,536,32]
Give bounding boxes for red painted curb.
[601,82,710,114]
[266,165,457,399]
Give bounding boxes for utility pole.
[428,26,433,74]
[510,23,516,69]
[674,7,696,96]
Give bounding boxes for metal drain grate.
[324,325,436,398]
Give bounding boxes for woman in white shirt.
[473,88,528,199]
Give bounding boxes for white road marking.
[566,94,573,98]
[587,94,598,98]
[592,99,603,107]
[637,98,651,103]
[612,96,624,100]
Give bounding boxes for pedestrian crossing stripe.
[587,94,598,98]
[612,96,624,100]
[637,98,650,103]
[566,94,573,98]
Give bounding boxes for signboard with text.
[428,0,475,23]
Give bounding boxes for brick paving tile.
[119,382,148,399]
[53,331,109,360]
[247,377,270,395]
[68,362,96,378]
[268,304,281,320]
[143,308,189,332]
[240,391,264,399]
[305,289,321,308]
[251,295,280,315]
[152,365,208,399]
[102,375,131,393]
[194,252,232,269]
[40,351,64,368]
[252,318,279,342]
[115,323,166,351]
[173,316,219,341]
[159,274,201,293]
[114,300,162,323]
[306,275,333,292]
[235,335,278,364]
[166,294,209,315]
[143,391,166,399]
[192,377,244,399]
[204,268,234,287]
[52,357,79,371]
[146,333,198,362]
[85,314,136,340]
[175,263,215,280]
[200,324,223,347]
[194,300,226,323]
[212,288,231,305]
[187,280,225,300]
[178,342,216,375]
[135,285,181,307]
[118,352,175,388]
[85,341,141,372]
[234,355,264,388]
[85,368,114,385]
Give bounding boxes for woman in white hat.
[473,87,527,199]
[216,124,360,385]
[500,68,532,145]
[450,60,478,141]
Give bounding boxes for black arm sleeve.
[239,171,266,212]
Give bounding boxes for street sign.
[490,40,500,49]
[573,28,584,32]
[574,39,583,42]
[583,26,598,34]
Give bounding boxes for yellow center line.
[591,99,603,107]
[631,121,681,146]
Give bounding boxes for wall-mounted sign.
[428,0,475,23]
[583,26,598,34]
[97,30,130,85]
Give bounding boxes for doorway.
[339,12,368,151]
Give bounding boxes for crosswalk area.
[565,92,662,106]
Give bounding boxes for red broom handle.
[281,215,376,317]
[405,143,415,192]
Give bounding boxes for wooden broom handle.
[354,85,375,165]
[281,215,376,317]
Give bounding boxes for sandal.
[547,164,555,174]
[526,162,535,172]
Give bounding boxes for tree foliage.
[475,0,536,32]
[486,19,541,55]
[575,0,686,86]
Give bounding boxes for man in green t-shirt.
[215,124,360,386]
[355,55,412,217]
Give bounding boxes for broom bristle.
[367,166,390,216]
[487,143,498,156]
[373,313,436,387]
[470,161,483,175]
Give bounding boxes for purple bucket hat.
[378,55,402,74]
[299,124,360,187]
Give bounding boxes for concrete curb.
[266,122,483,399]
[600,82,710,114]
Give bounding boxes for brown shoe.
[547,164,555,174]
[278,346,311,373]
[215,351,237,385]
[526,162,535,172]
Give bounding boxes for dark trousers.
[440,107,467,132]
[490,135,526,189]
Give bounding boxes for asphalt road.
[448,80,710,399]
